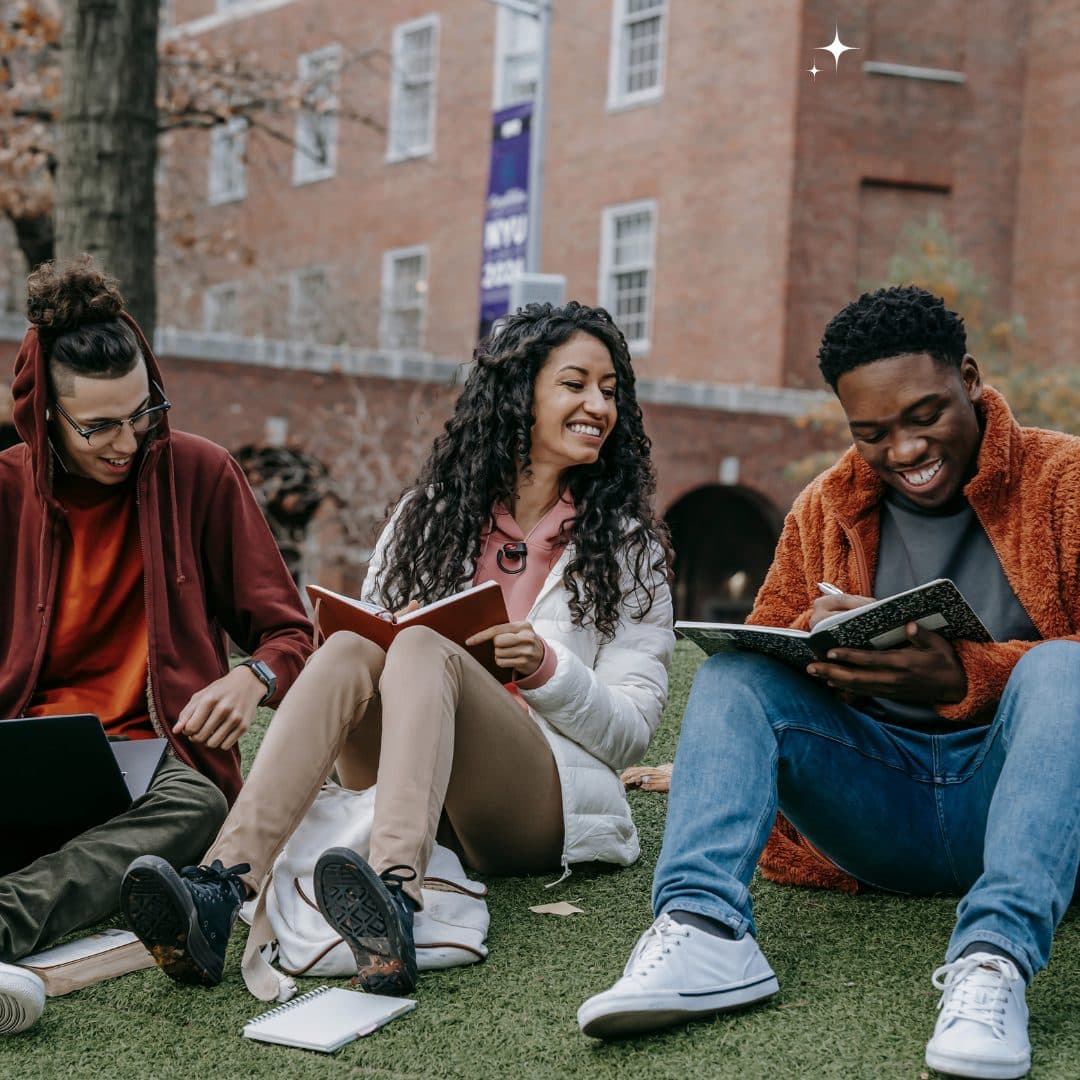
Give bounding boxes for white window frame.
[288,266,328,342]
[599,199,658,354]
[292,44,342,185]
[607,0,667,110]
[379,245,429,350]
[215,0,248,10]
[387,15,440,162]
[203,282,240,334]
[207,116,248,205]
[492,4,540,109]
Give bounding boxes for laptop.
[0,714,168,876]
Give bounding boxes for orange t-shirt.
[26,473,153,739]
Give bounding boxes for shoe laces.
[180,859,250,904]
[379,864,418,891]
[931,955,1020,1041]
[625,914,691,978]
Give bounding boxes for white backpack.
[241,782,490,1002]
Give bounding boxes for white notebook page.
[243,986,416,1053]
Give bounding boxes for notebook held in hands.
[677,578,992,670]
[306,580,512,683]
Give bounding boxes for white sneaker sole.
[925,1044,1031,1079]
[578,972,779,1039]
[0,967,46,1035]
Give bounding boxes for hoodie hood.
[12,311,172,507]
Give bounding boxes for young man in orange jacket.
[580,286,1080,1080]
[0,257,312,1034]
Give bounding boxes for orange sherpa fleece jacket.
[751,386,1080,893]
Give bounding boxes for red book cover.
[305,580,512,683]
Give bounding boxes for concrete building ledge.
[163,0,301,39]
[0,317,832,417]
[862,61,967,84]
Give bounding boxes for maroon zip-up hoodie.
[0,316,313,803]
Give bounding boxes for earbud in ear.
[44,408,51,420]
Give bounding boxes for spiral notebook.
[242,986,416,1052]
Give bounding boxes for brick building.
[2,0,1076,617]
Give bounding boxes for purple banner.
[478,102,532,340]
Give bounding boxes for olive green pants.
[0,756,228,962]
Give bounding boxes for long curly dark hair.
[374,301,670,643]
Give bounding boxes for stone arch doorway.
[665,485,781,622]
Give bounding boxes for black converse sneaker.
[314,847,418,996]
[120,855,249,987]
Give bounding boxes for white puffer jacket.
[361,502,675,873]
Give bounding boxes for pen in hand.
[817,581,844,596]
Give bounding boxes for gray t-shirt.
[868,490,1039,729]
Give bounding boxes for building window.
[207,117,248,204]
[493,6,540,108]
[203,283,239,334]
[608,0,667,109]
[293,45,341,185]
[288,267,327,342]
[388,16,439,161]
[600,200,657,352]
[380,246,428,349]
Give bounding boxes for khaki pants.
[0,757,227,962]
[207,627,564,906]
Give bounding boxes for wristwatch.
[240,658,277,706]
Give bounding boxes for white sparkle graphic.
[807,60,821,81]
[816,26,858,70]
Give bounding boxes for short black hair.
[816,285,967,390]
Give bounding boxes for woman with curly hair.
[123,301,675,999]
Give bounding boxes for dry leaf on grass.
[529,901,584,916]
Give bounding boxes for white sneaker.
[925,953,1031,1079]
[0,962,45,1035]
[577,913,778,1039]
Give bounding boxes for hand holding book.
[465,620,545,679]
[807,619,969,704]
[677,579,988,708]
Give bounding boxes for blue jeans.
[653,640,1080,981]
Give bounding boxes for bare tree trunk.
[55,0,159,337]
[7,211,56,271]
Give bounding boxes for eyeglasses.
[51,381,172,449]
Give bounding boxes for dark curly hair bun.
[27,254,125,346]
[26,254,142,386]
[817,285,967,390]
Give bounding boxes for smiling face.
[529,331,618,476]
[836,351,984,509]
[50,362,152,485]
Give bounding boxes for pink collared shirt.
[473,495,576,693]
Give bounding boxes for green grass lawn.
[4,642,1077,1078]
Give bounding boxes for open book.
[17,929,155,996]
[243,986,416,1053]
[306,579,512,683]
[677,578,992,669]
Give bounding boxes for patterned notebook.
[677,579,992,670]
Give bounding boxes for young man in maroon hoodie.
[0,257,312,1033]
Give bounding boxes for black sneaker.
[314,848,418,996]
[120,855,249,987]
